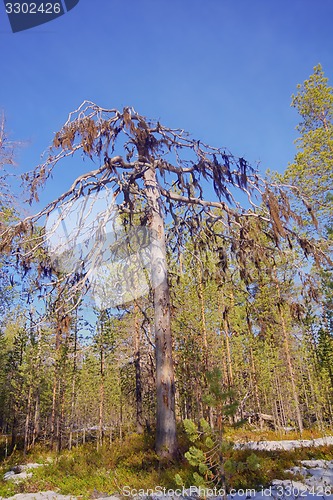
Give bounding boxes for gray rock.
[2,471,15,481]
[3,463,45,482]
[0,492,77,500]
[3,470,32,482]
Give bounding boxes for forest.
[0,65,332,498]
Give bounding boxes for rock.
[3,471,15,481]
[96,497,121,500]
[3,463,45,482]
[3,470,33,482]
[20,463,45,470]
[234,435,333,451]
[301,459,332,468]
[0,492,77,499]
[11,466,24,474]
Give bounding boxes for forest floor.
[1,431,333,499]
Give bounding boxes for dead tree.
[1,102,328,459]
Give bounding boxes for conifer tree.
[284,64,333,230]
[1,103,327,458]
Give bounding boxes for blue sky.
[1,0,333,210]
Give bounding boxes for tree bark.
[32,325,42,448]
[32,394,40,448]
[98,347,105,450]
[198,268,213,424]
[273,271,303,434]
[24,386,32,454]
[143,164,177,459]
[246,312,263,430]
[134,303,144,434]
[69,320,78,451]
[198,271,209,372]
[50,370,58,450]
[224,316,233,387]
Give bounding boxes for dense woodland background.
[0,65,332,462]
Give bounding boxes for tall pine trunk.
[98,348,105,450]
[246,312,263,429]
[134,303,144,434]
[143,164,177,459]
[69,318,78,451]
[273,270,303,434]
[24,386,32,454]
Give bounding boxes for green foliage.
[192,471,206,487]
[174,473,184,487]
[184,446,205,466]
[246,452,261,471]
[177,418,226,490]
[284,64,333,227]
[183,419,200,443]
[205,436,214,448]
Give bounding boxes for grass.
[224,425,328,443]
[0,429,333,498]
[0,433,185,499]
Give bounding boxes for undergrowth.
[224,426,328,443]
[0,433,181,498]
[0,430,333,498]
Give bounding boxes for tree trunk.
[143,164,177,459]
[50,373,58,449]
[273,272,303,434]
[217,296,229,387]
[98,347,105,450]
[10,413,17,453]
[250,346,263,430]
[119,391,123,442]
[58,383,65,452]
[134,303,144,434]
[32,394,40,448]
[32,326,42,448]
[246,312,263,430]
[69,317,78,450]
[51,296,62,451]
[198,268,213,424]
[198,271,209,372]
[275,368,287,429]
[24,386,32,454]
[224,316,233,387]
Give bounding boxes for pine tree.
[284,64,333,230]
